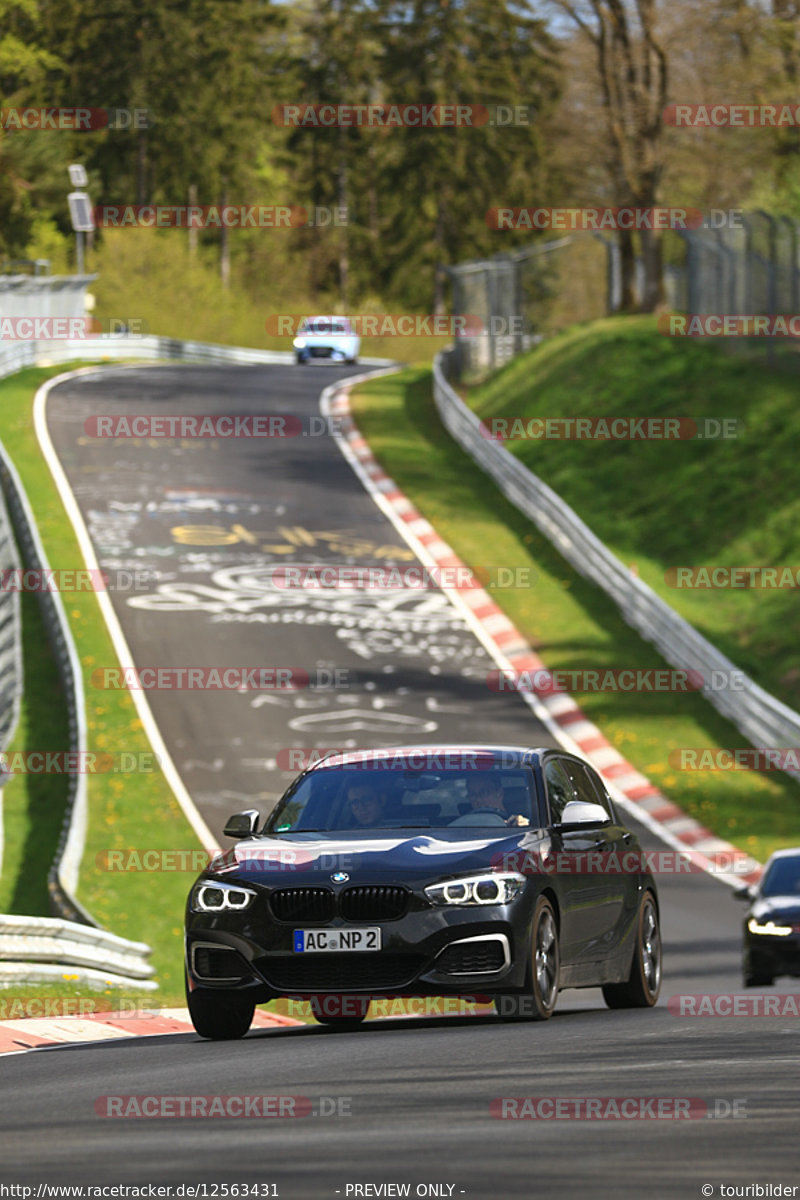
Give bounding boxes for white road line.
[33,367,219,854]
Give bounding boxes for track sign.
[68,164,88,188]
[68,191,94,232]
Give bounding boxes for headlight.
[747,917,793,937]
[293,337,306,349]
[192,880,256,912]
[425,872,526,907]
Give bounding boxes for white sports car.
[293,316,360,364]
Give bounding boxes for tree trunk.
[338,126,349,308]
[220,183,230,290]
[188,184,198,259]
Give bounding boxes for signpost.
[67,165,93,274]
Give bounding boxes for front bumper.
[185,892,534,998]
[744,930,800,978]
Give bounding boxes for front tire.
[495,895,560,1021]
[186,976,255,1040]
[743,956,774,987]
[602,890,661,1009]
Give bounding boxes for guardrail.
[433,349,800,780]
[0,915,156,989]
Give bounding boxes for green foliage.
[467,317,800,711]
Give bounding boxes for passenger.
[465,775,529,826]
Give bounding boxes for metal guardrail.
[0,469,23,878]
[433,349,800,781]
[0,915,156,988]
[0,442,96,926]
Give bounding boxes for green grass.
[350,367,800,865]
[0,367,202,1003]
[466,316,800,710]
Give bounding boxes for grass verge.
[466,316,800,711]
[349,368,800,865]
[0,366,200,1004]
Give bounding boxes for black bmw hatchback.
[736,847,800,986]
[184,745,662,1038]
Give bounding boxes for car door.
[563,759,631,959]
[542,755,619,978]
[581,762,654,968]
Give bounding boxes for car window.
[566,761,614,818]
[542,759,573,823]
[760,857,800,897]
[262,766,537,831]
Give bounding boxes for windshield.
[263,766,537,833]
[300,319,349,335]
[760,857,800,898]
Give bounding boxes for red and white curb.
[0,1007,302,1056]
[322,376,762,890]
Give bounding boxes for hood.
[205,829,540,886]
[751,895,800,923]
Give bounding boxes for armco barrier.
[433,349,800,781]
[0,914,156,988]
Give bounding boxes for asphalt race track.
[2,363,797,1197]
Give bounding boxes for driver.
[465,775,529,827]
[345,782,389,828]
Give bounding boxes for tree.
[551,0,668,311]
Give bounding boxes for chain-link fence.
[444,235,616,381]
[445,212,800,382]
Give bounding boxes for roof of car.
[766,846,800,861]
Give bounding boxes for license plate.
[293,927,381,953]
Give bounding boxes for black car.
[184,745,662,1039]
[735,847,800,986]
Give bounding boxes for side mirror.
[223,809,261,839]
[557,800,612,830]
[733,884,754,901]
